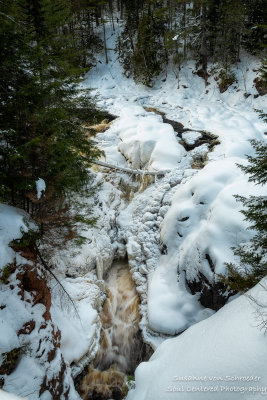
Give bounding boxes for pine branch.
[34,244,81,323]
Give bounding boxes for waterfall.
[79,259,143,400]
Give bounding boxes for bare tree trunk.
[109,0,115,32]
[200,3,208,86]
[183,2,187,59]
[120,0,123,19]
[103,21,108,64]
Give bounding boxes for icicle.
[96,256,104,280]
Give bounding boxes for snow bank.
[51,276,101,364]
[0,205,81,399]
[147,258,214,335]
[161,158,254,277]
[0,390,26,400]
[117,107,186,171]
[128,281,267,400]
[147,157,266,335]
[182,131,202,145]
[0,204,29,270]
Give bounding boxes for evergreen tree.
[69,0,104,68]
[132,0,168,85]
[243,0,267,54]
[0,0,105,240]
[221,139,267,292]
[116,0,142,77]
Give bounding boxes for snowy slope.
[0,204,106,398]
[127,281,267,400]
[0,205,83,399]
[81,23,266,342]
[0,390,26,399]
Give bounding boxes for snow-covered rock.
[0,204,91,399]
[127,281,267,400]
[182,131,202,145]
[117,107,186,171]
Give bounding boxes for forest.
[1,0,266,216]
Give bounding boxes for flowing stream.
[79,259,146,400]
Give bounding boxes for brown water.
[79,260,142,400]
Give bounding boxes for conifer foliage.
[116,0,267,86]
[0,0,105,238]
[221,138,267,292]
[132,0,168,85]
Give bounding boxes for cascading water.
[79,259,146,400]
[94,260,141,373]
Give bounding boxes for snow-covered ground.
[127,281,267,400]
[0,205,82,399]
[1,21,266,400]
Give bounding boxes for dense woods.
[0,0,106,242]
[116,0,266,85]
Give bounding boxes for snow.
[148,260,214,334]
[50,276,101,364]
[35,178,46,200]
[127,281,267,400]
[0,390,26,400]
[182,131,202,145]
[1,19,266,399]
[147,157,266,334]
[0,205,82,399]
[81,22,266,344]
[0,204,30,270]
[116,107,186,170]
[48,174,124,278]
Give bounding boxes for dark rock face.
[187,272,236,311]
[161,116,185,134]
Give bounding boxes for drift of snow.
[51,276,101,365]
[127,281,267,400]
[147,157,266,334]
[36,178,46,200]
[0,390,26,400]
[116,106,186,170]
[0,204,30,270]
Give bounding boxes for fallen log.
[90,159,170,176]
